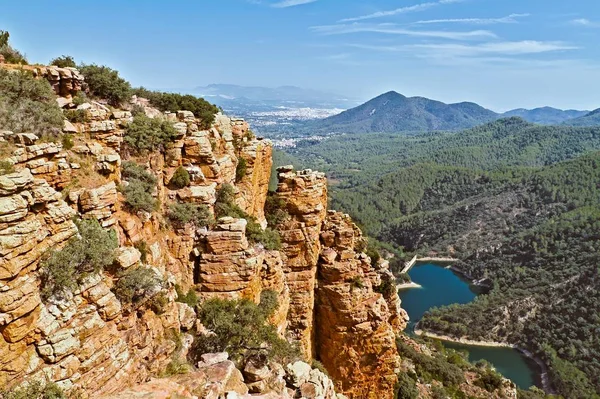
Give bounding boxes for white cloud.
[570,18,600,27]
[271,0,317,8]
[415,13,530,25]
[310,23,496,40]
[339,0,464,23]
[347,41,577,55]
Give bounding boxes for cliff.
[0,65,405,398]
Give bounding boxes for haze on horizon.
[2,0,599,112]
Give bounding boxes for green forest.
[281,118,600,398]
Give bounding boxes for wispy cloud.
[339,0,464,23]
[415,13,530,25]
[348,41,578,59]
[271,0,317,8]
[310,23,496,40]
[570,18,600,27]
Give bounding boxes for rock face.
[316,211,403,399]
[276,167,328,358]
[0,65,405,399]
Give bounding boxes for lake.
[398,263,541,390]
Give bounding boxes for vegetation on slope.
[0,68,63,136]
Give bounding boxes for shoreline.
[414,328,554,393]
[397,281,422,290]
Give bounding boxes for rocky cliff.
[0,65,406,398]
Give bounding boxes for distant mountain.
[313,91,498,133]
[502,107,589,124]
[190,84,358,109]
[563,108,600,127]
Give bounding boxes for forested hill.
[284,118,600,236]
[408,152,600,398]
[564,108,600,127]
[311,91,498,133]
[502,106,589,124]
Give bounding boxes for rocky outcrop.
[99,354,344,399]
[276,166,328,358]
[236,138,273,227]
[315,211,401,399]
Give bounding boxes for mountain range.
[311,91,598,133]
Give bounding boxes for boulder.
[114,246,142,268]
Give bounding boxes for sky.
[2,0,600,111]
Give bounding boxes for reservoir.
[398,263,541,390]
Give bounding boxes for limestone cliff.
[0,64,406,398]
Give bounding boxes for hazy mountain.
[190,84,358,109]
[502,107,589,124]
[312,91,498,133]
[563,108,600,127]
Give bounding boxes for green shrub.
[374,279,395,296]
[395,372,419,399]
[0,69,63,136]
[350,276,365,289]
[311,360,330,377]
[61,134,74,150]
[0,31,27,65]
[64,109,88,123]
[121,162,158,213]
[0,160,15,175]
[175,284,199,308]
[134,240,148,263]
[1,380,66,399]
[365,242,381,266]
[79,64,132,105]
[474,369,505,392]
[160,358,191,377]
[149,291,169,314]
[193,296,298,365]
[235,157,248,182]
[113,266,163,304]
[167,202,213,227]
[170,166,190,189]
[41,219,118,300]
[124,114,176,154]
[72,91,87,106]
[214,184,245,218]
[132,87,218,129]
[259,289,279,316]
[264,191,290,227]
[50,55,76,68]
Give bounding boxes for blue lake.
[398,263,541,390]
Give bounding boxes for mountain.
[313,91,498,133]
[190,83,358,109]
[502,106,589,124]
[563,108,600,126]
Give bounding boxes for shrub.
[0,31,27,65]
[265,191,290,227]
[72,91,87,106]
[175,284,199,308]
[1,380,66,399]
[134,240,148,263]
[113,266,163,304]
[167,202,213,227]
[311,360,330,377]
[63,109,88,123]
[474,369,505,392]
[0,160,14,175]
[61,134,74,150]
[124,114,177,154]
[374,279,395,296]
[0,69,63,136]
[79,64,132,105]
[214,184,245,219]
[259,289,279,316]
[50,55,76,68]
[121,162,157,213]
[132,87,218,129]
[235,157,247,182]
[193,296,298,365]
[365,242,381,266]
[41,219,118,300]
[170,166,190,189]
[350,276,365,289]
[395,372,419,399]
[160,358,191,377]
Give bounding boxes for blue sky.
[2,0,600,111]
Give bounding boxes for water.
[398,263,541,390]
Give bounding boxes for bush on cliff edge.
[192,290,298,365]
[40,219,118,300]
